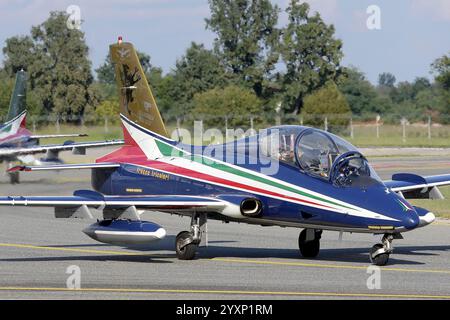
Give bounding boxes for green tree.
[389,81,413,104]
[337,67,378,115]
[431,52,450,90]
[412,77,431,95]
[192,85,261,127]
[95,99,120,124]
[302,81,350,132]
[430,53,450,122]
[2,11,98,122]
[279,0,343,114]
[415,88,442,112]
[206,0,280,97]
[372,94,395,115]
[378,72,396,87]
[169,42,228,118]
[0,70,15,119]
[153,73,176,119]
[2,36,34,76]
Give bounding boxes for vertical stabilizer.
[110,40,169,143]
[6,70,27,125]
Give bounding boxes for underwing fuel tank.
[83,219,166,245]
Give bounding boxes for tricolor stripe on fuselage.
[116,115,398,222]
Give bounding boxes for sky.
[0,0,449,84]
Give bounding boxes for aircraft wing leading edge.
[0,192,226,214]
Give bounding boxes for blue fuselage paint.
[91,161,419,232]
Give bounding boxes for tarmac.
[0,147,449,299]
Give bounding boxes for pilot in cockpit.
[278,133,296,164]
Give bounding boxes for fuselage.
[91,118,421,234]
[0,128,36,148]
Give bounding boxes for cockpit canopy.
[259,126,381,187]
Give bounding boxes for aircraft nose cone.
[402,211,420,230]
[419,211,435,227]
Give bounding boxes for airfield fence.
[5,113,450,148]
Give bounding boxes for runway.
[0,150,449,299]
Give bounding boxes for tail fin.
[110,40,169,142]
[6,70,27,124]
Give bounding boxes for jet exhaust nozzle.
[217,195,264,219]
[240,198,263,217]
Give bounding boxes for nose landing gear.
[370,234,394,266]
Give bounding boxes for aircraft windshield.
[259,126,381,187]
[295,129,382,186]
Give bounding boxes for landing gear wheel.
[8,172,20,184]
[175,231,198,260]
[370,243,390,266]
[298,229,321,258]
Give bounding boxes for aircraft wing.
[384,173,450,199]
[0,140,124,158]
[0,192,225,210]
[8,162,121,172]
[0,190,227,219]
[29,134,88,139]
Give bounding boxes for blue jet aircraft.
[0,40,449,265]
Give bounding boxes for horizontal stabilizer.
[385,173,450,199]
[0,139,124,158]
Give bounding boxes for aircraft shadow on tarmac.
[1,235,450,266]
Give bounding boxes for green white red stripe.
[121,116,398,221]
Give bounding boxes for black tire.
[370,244,390,266]
[9,172,20,184]
[175,231,197,260]
[298,229,320,258]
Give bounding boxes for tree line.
[0,0,449,127]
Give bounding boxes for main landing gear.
[5,162,20,184]
[8,171,20,184]
[175,213,207,260]
[298,229,322,258]
[370,234,394,266]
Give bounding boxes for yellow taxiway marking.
[0,286,449,299]
[212,258,450,275]
[0,243,146,256]
[3,242,450,276]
